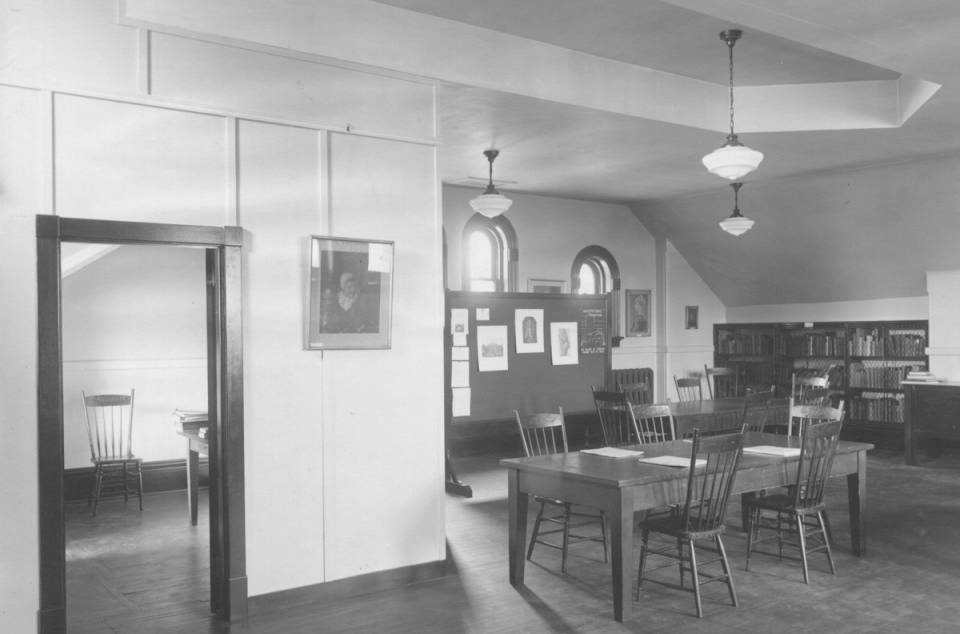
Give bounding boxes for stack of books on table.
[906,371,940,383]
[173,409,208,435]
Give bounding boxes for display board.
[445,290,612,425]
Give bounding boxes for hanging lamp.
[469,149,513,218]
[702,30,763,180]
[719,182,755,236]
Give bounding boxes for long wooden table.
[501,432,873,622]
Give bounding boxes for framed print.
[527,278,568,294]
[476,325,509,371]
[514,308,545,353]
[306,235,394,350]
[625,289,651,337]
[685,305,699,330]
[550,322,579,366]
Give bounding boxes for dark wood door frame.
[36,215,247,632]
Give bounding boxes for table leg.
[507,469,528,586]
[609,490,633,622]
[847,451,867,556]
[187,443,200,526]
[740,491,758,532]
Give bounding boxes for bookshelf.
[714,320,929,442]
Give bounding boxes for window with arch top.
[462,214,518,292]
[571,245,621,335]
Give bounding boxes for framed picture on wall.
[685,305,699,330]
[527,278,568,294]
[306,235,394,350]
[625,289,651,337]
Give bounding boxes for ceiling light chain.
[702,29,764,180]
[469,149,513,218]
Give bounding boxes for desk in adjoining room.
[173,410,208,525]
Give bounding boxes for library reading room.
[6,2,960,633]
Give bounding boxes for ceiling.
[369,0,960,307]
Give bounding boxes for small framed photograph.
[514,308,545,354]
[550,322,579,366]
[527,278,568,294]
[625,289,651,337]
[306,235,394,350]
[685,305,699,330]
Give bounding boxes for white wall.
[926,271,960,380]
[0,1,444,628]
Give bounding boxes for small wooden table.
[501,432,873,622]
[177,427,208,525]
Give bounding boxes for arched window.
[571,245,621,336]
[462,214,518,292]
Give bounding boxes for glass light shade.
[719,213,755,236]
[702,143,764,180]
[469,192,513,218]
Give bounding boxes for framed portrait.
[625,289,651,337]
[527,278,568,294]
[306,235,394,350]
[685,305,699,330]
[514,308,545,353]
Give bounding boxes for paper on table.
[743,445,801,457]
[580,447,645,458]
[638,455,705,468]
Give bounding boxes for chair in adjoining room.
[634,428,746,618]
[514,408,607,573]
[790,373,830,407]
[787,402,844,437]
[617,380,650,409]
[704,365,740,399]
[674,376,703,402]
[744,418,845,584]
[82,389,143,516]
[591,387,642,447]
[633,404,677,444]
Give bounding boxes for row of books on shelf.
[788,333,844,357]
[848,328,927,357]
[849,393,904,424]
[848,364,921,389]
[716,333,776,355]
[887,331,927,357]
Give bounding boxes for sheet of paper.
[476,308,490,321]
[367,242,392,272]
[450,308,469,335]
[638,455,706,468]
[743,445,801,457]
[450,360,470,387]
[452,332,468,347]
[580,447,645,458]
[451,346,469,361]
[451,387,471,417]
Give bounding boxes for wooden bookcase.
[714,320,929,442]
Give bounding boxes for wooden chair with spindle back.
[674,376,704,402]
[82,389,143,516]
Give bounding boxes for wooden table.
[177,427,208,525]
[663,397,788,437]
[501,432,873,622]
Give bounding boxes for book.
[638,455,705,468]
[580,447,645,459]
[743,445,801,457]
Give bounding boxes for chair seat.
[640,513,727,541]
[748,493,825,516]
[94,454,141,464]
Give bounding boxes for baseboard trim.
[63,458,208,501]
[248,557,450,616]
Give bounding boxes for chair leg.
[92,465,104,517]
[122,461,129,503]
[599,512,609,563]
[716,535,738,608]
[688,539,703,618]
[561,503,571,574]
[526,501,546,561]
[136,461,144,511]
[818,511,836,575]
[677,537,685,588]
[796,513,810,584]
[745,506,756,571]
[635,527,650,600]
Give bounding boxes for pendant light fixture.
[469,149,513,218]
[702,29,763,180]
[719,182,755,236]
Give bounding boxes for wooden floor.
[66,446,960,633]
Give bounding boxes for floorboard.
[66,447,960,633]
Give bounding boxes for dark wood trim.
[37,215,246,632]
[247,557,448,616]
[63,459,209,502]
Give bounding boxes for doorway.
[36,216,247,632]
